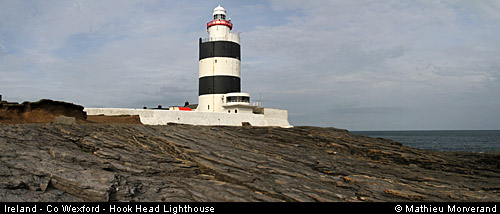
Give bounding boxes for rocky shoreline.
[1,123,499,202]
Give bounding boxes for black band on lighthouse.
[199,76,241,95]
[199,40,240,60]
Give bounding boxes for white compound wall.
[84,108,292,128]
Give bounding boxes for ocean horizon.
[351,130,500,153]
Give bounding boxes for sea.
[351,130,500,153]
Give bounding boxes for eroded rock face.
[0,99,86,124]
[0,124,499,202]
[0,99,141,125]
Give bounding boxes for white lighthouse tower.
[198,5,253,114]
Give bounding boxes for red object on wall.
[207,20,233,30]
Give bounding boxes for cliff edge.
[0,99,87,124]
[0,99,141,124]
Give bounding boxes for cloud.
[0,0,499,130]
[0,0,203,106]
[242,0,500,129]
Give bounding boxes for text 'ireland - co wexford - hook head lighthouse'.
[84,5,291,127]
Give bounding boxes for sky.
[1,0,500,130]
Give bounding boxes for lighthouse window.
[214,14,226,20]
[227,96,250,103]
[235,109,238,113]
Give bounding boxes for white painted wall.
[206,32,240,44]
[84,108,291,127]
[199,57,240,78]
[208,25,231,40]
[198,94,225,112]
[224,106,253,114]
[227,32,240,44]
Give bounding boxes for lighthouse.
[84,5,291,127]
[198,5,253,113]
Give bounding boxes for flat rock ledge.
[0,124,499,202]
